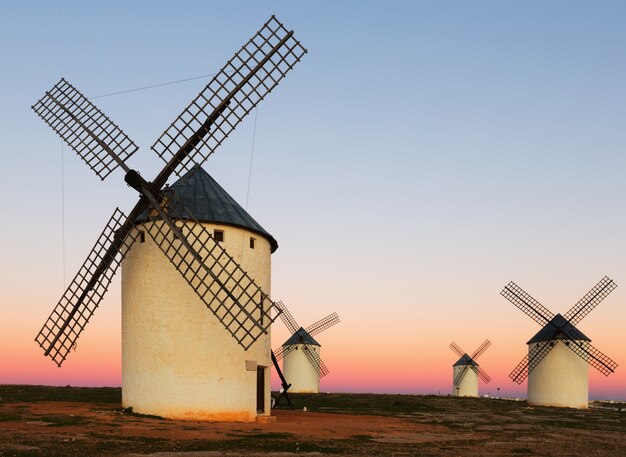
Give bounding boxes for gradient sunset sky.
[1,1,626,400]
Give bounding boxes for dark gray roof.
[453,354,478,367]
[527,313,591,344]
[135,165,278,252]
[283,327,321,347]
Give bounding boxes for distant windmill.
[449,340,492,397]
[501,276,618,408]
[272,301,340,393]
[32,16,306,421]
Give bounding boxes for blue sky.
[1,1,626,397]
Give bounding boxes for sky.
[1,1,626,400]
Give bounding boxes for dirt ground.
[1,386,625,456]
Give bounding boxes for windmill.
[272,301,340,394]
[449,339,492,397]
[501,276,618,408]
[32,16,306,421]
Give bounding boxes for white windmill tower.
[122,166,279,421]
[449,340,492,397]
[501,277,618,409]
[32,16,306,422]
[273,302,340,394]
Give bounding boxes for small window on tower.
[250,237,256,249]
[139,231,145,243]
[214,229,224,242]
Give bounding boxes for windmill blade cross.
[564,276,617,326]
[34,209,139,366]
[32,78,138,180]
[305,312,340,337]
[471,339,492,360]
[501,282,555,326]
[32,15,306,367]
[273,302,337,379]
[449,342,465,358]
[151,15,307,182]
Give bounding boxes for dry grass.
[0,385,625,456]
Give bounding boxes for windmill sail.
[501,282,554,326]
[475,366,492,384]
[275,300,300,334]
[35,209,139,366]
[141,190,280,349]
[152,15,307,178]
[560,338,617,376]
[471,340,492,360]
[454,365,470,386]
[564,276,617,326]
[302,345,330,377]
[305,312,340,337]
[449,342,465,358]
[509,341,550,384]
[32,79,138,180]
[272,344,297,362]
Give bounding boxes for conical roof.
[135,165,278,252]
[527,313,591,344]
[453,354,478,367]
[282,327,321,347]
